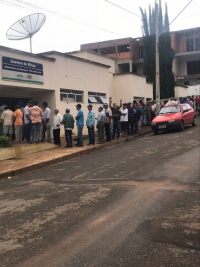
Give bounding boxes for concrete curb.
[0,129,152,179]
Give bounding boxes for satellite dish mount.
[6,13,46,53]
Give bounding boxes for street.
[1,119,200,267]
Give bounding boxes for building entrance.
[0,97,30,112]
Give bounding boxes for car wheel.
[179,120,184,131]
[154,131,158,135]
[192,117,197,126]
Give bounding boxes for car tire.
[192,117,197,126]
[154,131,158,135]
[179,120,184,131]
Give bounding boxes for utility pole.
[155,3,160,114]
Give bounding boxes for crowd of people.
[0,95,199,147]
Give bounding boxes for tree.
[139,0,175,99]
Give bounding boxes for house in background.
[81,27,200,97]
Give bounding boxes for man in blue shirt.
[86,104,95,145]
[75,104,84,147]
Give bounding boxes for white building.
[0,46,153,135]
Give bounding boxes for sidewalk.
[0,127,152,178]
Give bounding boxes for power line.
[105,0,141,18]
[169,0,193,26]
[1,0,122,35]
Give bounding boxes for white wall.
[175,86,188,97]
[187,85,200,96]
[113,73,153,104]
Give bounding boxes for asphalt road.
[1,119,200,267]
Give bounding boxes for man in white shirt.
[52,109,63,146]
[120,103,128,137]
[1,106,14,141]
[23,100,32,142]
[103,103,112,142]
[151,101,156,120]
[0,102,6,136]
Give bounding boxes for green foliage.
[139,0,175,99]
[0,135,10,148]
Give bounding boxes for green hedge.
[0,135,10,148]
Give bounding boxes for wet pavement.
[0,119,200,267]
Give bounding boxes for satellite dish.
[6,13,46,53]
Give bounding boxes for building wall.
[174,86,188,97]
[187,85,200,96]
[113,74,153,104]
[0,49,111,135]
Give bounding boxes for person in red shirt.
[194,96,200,111]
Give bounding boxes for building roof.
[0,45,55,62]
[68,50,115,60]
[38,50,111,68]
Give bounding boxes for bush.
[0,135,10,148]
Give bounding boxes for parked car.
[151,104,196,135]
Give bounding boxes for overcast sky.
[0,0,199,54]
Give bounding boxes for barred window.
[88,92,107,104]
[60,89,83,103]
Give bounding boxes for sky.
[0,0,199,54]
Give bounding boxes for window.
[186,38,200,52]
[91,49,98,53]
[186,39,194,52]
[99,46,115,55]
[186,104,192,110]
[60,89,83,103]
[159,106,181,114]
[187,61,200,75]
[139,46,144,58]
[118,44,130,53]
[133,96,145,101]
[183,105,188,112]
[88,92,107,104]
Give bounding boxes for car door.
[182,105,189,125]
[186,104,194,123]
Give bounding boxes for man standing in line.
[135,103,142,133]
[0,102,6,136]
[97,106,105,144]
[29,101,43,144]
[141,103,148,126]
[112,105,121,140]
[120,103,128,138]
[1,106,14,141]
[127,102,135,136]
[86,104,95,146]
[13,105,23,143]
[52,109,63,146]
[24,100,32,142]
[75,104,84,147]
[103,103,112,142]
[62,108,74,148]
[151,101,156,120]
[41,102,51,143]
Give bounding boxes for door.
[186,104,194,123]
[182,105,189,125]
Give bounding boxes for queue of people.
[0,95,199,147]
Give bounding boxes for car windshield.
[159,106,181,114]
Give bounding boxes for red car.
[151,104,197,135]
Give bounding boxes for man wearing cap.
[75,104,84,147]
[62,108,74,147]
[97,106,105,144]
[103,103,112,142]
[86,104,95,145]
